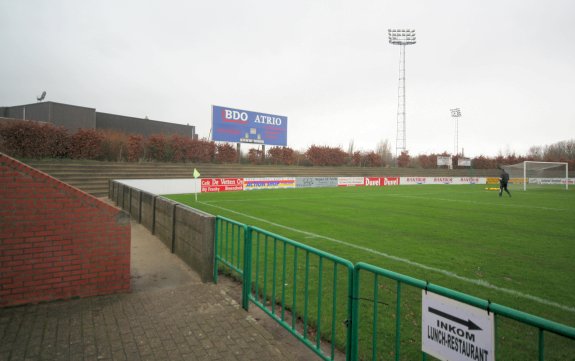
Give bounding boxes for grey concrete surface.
[0,220,326,361]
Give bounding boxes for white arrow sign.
[422,291,495,361]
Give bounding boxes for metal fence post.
[350,266,360,361]
[242,225,252,311]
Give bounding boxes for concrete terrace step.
[22,159,493,197]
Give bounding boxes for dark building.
[0,102,95,132]
[0,101,196,138]
[96,112,196,137]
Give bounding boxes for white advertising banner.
[337,177,365,187]
[402,177,486,185]
[452,177,486,185]
[431,177,454,184]
[401,177,429,185]
[296,177,338,188]
[529,178,575,185]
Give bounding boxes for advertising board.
[486,177,499,184]
[296,177,338,188]
[529,178,574,185]
[432,177,454,184]
[364,177,382,186]
[201,178,244,193]
[453,177,485,185]
[337,177,365,187]
[244,178,296,190]
[401,177,429,185]
[212,105,287,146]
[364,177,401,186]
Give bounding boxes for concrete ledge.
[111,180,215,284]
[174,205,215,283]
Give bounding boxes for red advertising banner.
[201,178,244,193]
[364,177,401,186]
[364,177,381,186]
[382,177,400,186]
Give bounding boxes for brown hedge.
[0,121,70,158]
[215,143,237,163]
[305,145,347,166]
[1,119,572,167]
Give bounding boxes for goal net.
[505,161,569,191]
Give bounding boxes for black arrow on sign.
[429,307,482,331]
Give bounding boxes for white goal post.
[506,161,569,191]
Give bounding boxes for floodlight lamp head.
[388,28,416,45]
[450,108,462,117]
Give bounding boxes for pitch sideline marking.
[201,201,575,314]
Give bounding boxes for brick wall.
[0,153,131,307]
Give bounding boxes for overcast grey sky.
[2,0,574,157]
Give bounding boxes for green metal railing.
[247,226,355,360]
[215,217,354,360]
[214,216,247,280]
[351,262,575,361]
[214,216,575,361]
[214,216,250,308]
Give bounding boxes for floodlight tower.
[388,28,416,161]
[450,108,462,155]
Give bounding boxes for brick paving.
[0,221,320,361]
[0,283,297,361]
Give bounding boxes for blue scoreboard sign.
[211,105,288,146]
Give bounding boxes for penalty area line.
[200,200,575,314]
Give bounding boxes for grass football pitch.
[167,184,575,356]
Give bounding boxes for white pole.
[195,179,198,202]
[455,117,458,156]
[566,164,569,191]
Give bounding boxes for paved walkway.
[0,220,323,361]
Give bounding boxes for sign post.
[422,291,494,361]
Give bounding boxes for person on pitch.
[498,166,511,197]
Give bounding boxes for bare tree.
[376,139,393,166]
[544,139,575,161]
[347,139,355,156]
[528,145,544,160]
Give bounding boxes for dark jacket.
[500,170,510,183]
